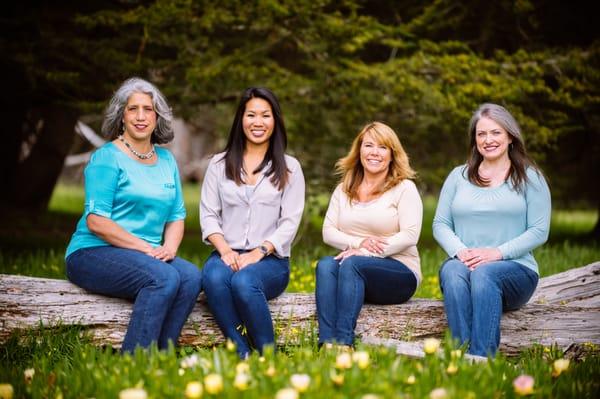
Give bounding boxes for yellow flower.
[185,381,203,399]
[0,384,14,399]
[24,368,35,384]
[234,372,250,391]
[406,375,416,385]
[226,339,236,352]
[265,365,277,377]
[336,352,352,369]
[178,368,185,376]
[352,351,370,369]
[118,388,148,399]
[204,374,223,395]
[446,363,458,375]
[236,362,250,374]
[290,374,310,393]
[552,359,570,377]
[513,375,535,396]
[275,388,299,399]
[361,395,379,399]
[429,387,448,399]
[329,370,344,386]
[423,338,440,355]
[450,349,462,359]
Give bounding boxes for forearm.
[207,233,235,256]
[86,214,152,253]
[163,220,184,254]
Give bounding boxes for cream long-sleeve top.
[322,180,423,283]
[200,152,305,257]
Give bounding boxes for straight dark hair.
[466,103,542,193]
[223,87,289,190]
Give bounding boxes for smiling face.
[475,116,513,162]
[122,92,156,142]
[360,131,392,177]
[242,97,275,148]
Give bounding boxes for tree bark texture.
[1,262,598,356]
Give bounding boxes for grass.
[1,182,599,398]
[1,327,598,398]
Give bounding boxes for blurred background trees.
[1,0,598,235]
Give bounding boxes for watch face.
[260,245,268,255]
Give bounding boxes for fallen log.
[1,262,598,356]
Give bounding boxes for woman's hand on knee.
[238,249,264,270]
[149,245,176,262]
[221,250,241,271]
[334,248,364,263]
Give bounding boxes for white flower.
[275,388,299,399]
[23,368,35,384]
[234,373,251,391]
[180,354,199,369]
[429,387,448,399]
[290,374,310,392]
[335,352,352,369]
[118,388,148,399]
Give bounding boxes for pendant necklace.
[119,135,155,160]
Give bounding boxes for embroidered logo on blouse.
[164,183,176,189]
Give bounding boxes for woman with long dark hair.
[433,103,551,356]
[200,87,305,358]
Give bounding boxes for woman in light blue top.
[200,87,305,358]
[65,78,202,353]
[433,103,551,357]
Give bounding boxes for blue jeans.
[201,251,289,357]
[315,255,417,346]
[66,246,202,353]
[439,258,539,357]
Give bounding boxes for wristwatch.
[259,245,270,256]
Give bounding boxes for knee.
[178,262,203,294]
[231,271,259,297]
[440,260,468,285]
[471,267,500,293]
[202,259,231,287]
[159,267,181,296]
[316,256,338,280]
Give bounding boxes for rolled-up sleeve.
[200,156,224,243]
[266,158,306,256]
[84,152,119,219]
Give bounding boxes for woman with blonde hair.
[315,121,423,347]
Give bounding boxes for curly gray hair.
[101,77,173,144]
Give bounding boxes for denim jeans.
[439,258,539,357]
[315,255,417,346]
[201,251,290,357]
[66,246,202,353]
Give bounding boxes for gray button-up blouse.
[200,152,305,257]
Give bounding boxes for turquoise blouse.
[432,165,551,274]
[65,142,186,258]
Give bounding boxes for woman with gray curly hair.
[65,77,202,353]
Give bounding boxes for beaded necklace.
[119,135,155,160]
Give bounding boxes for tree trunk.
[1,262,598,356]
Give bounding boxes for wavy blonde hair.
[336,121,416,201]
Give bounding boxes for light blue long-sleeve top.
[65,142,186,258]
[432,165,551,274]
